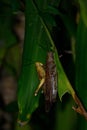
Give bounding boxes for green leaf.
[55,99,77,130]
[44,6,76,37]
[79,0,87,27]
[18,0,75,124]
[5,44,22,76]
[43,5,60,15]
[75,16,87,130]
[18,0,52,124]
[15,123,31,130]
[76,18,87,109]
[40,12,57,32]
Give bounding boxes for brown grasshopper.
[35,52,57,112]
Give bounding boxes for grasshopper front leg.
[34,62,46,96]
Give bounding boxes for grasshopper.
[35,52,57,112]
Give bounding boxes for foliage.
[1,0,87,130]
[18,0,76,124]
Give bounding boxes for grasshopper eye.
[35,62,39,66]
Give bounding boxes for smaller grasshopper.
[35,62,46,96]
[35,52,57,112]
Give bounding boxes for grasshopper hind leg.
[34,78,45,96]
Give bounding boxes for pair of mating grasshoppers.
[35,52,58,112]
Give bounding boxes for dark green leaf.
[18,0,52,123]
[44,6,76,37]
[18,0,76,124]
[76,18,87,109]
[79,0,87,27]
